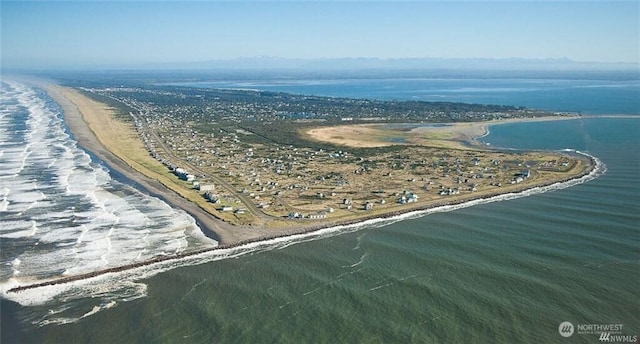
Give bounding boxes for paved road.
[108,94,274,224]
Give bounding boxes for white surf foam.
[3,151,603,325]
[1,81,217,323]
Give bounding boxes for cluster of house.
[539,159,570,169]
[288,212,324,219]
[511,169,531,184]
[439,187,461,196]
[397,191,419,204]
[218,205,245,214]
[112,90,544,222]
[203,191,220,204]
[173,167,196,182]
[287,209,332,220]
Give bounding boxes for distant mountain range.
[159,56,637,71]
[10,57,637,79]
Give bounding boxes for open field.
[305,116,579,150]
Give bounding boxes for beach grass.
[54,86,246,227]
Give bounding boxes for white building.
[199,184,215,191]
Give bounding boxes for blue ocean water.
[2,75,639,343]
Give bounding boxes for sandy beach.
[41,84,266,244]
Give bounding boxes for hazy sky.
[2,1,638,69]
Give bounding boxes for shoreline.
[7,150,604,294]
[6,81,601,293]
[40,83,244,243]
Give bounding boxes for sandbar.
[305,116,579,150]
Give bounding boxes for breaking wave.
[0,81,216,324]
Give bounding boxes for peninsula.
[47,82,593,240]
[6,79,597,293]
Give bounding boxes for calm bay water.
[182,77,640,115]
[2,76,639,343]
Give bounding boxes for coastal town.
[74,85,591,229]
[2,1,633,341]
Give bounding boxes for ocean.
[1,75,638,343]
[0,81,216,325]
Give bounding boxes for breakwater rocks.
[8,154,600,294]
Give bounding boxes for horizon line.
[3,56,639,72]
